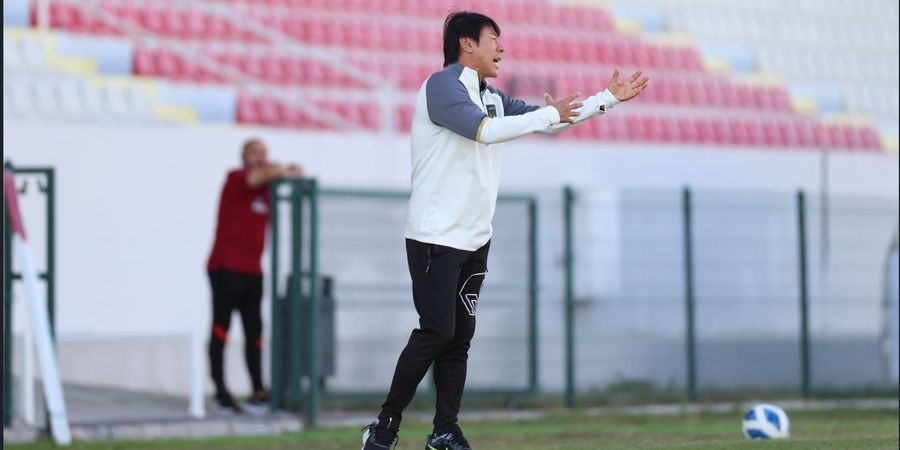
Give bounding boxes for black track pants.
[208,269,264,395]
[379,239,490,433]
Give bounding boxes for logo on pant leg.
[458,272,486,316]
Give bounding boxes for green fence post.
[527,198,539,394]
[289,180,305,409]
[306,179,321,428]
[881,228,899,385]
[563,186,576,407]
[3,164,13,426]
[797,190,811,398]
[682,187,697,402]
[269,180,283,409]
[46,170,55,341]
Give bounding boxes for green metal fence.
[562,185,899,403]
[267,179,538,426]
[2,162,56,427]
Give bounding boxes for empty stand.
[4,0,887,151]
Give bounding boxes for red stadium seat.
[860,127,882,150]
[646,44,666,69]
[359,102,379,130]
[720,83,741,108]
[257,96,284,126]
[659,115,680,142]
[827,124,848,149]
[729,118,750,146]
[779,121,801,147]
[184,8,207,38]
[155,49,183,79]
[282,103,309,128]
[686,78,709,106]
[812,123,832,148]
[181,57,206,82]
[282,57,304,84]
[236,96,260,123]
[678,47,703,70]
[133,46,156,76]
[396,104,414,132]
[695,117,715,144]
[678,117,700,144]
[712,117,733,145]
[650,77,672,104]
[48,1,82,29]
[239,53,264,80]
[643,115,665,142]
[770,88,791,111]
[795,120,816,147]
[747,118,766,146]
[735,85,757,109]
[670,78,691,105]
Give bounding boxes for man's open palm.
[607,68,650,102]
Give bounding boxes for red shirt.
[207,169,269,275]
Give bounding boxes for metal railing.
[561,185,899,404]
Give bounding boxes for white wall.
[4,119,898,395]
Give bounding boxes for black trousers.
[380,239,490,433]
[208,269,264,394]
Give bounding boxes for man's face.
[467,26,504,79]
[242,141,268,168]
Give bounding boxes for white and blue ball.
[742,403,790,439]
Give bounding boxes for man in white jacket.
[362,10,649,450]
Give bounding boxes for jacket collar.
[454,64,488,92]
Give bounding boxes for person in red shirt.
[207,138,302,412]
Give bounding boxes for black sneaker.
[247,390,269,405]
[244,389,269,415]
[361,418,398,450]
[214,390,243,414]
[425,424,472,450]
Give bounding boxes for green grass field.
[9,408,898,449]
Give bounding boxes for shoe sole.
[361,428,370,450]
[243,403,268,417]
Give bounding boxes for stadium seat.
[237,95,260,123]
[778,121,800,147]
[256,96,284,126]
[859,126,882,150]
[693,117,713,144]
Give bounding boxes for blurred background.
[3,0,898,443]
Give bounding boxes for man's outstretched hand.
[607,68,650,102]
[544,92,584,124]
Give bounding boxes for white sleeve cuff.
[598,88,620,110]
[543,104,561,123]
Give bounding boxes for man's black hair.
[443,11,501,67]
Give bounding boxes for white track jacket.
[405,63,620,251]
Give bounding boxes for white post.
[188,333,205,418]
[14,236,71,445]
[20,332,36,425]
[5,171,70,445]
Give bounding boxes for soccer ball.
[742,403,790,439]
